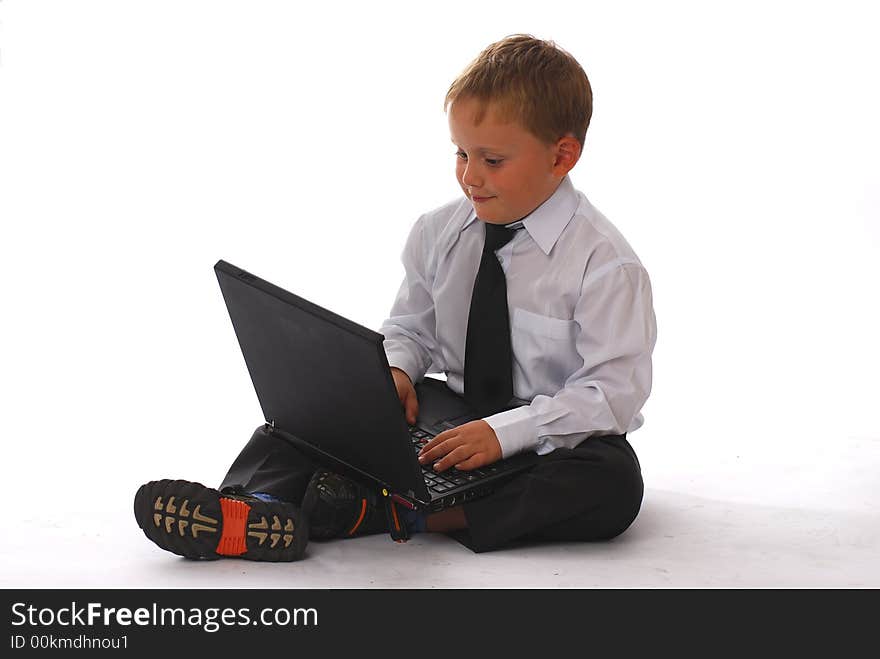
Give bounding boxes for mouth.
[471,195,494,203]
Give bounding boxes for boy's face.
[448,97,571,224]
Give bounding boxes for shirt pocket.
[510,308,580,393]
[511,308,576,341]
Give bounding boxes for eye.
[485,158,502,167]
[455,150,468,161]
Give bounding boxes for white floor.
[4,434,878,589]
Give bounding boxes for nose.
[460,160,483,188]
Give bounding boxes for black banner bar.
[1,589,874,653]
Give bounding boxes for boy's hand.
[391,367,419,425]
[418,420,502,472]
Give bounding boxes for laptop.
[214,259,538,514]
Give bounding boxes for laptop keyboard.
[409,426,502,494]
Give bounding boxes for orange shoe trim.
[216,498,250,556]
[347,498,368,536]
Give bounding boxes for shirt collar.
[461,176,579,255]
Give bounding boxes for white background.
[1,0,878,542]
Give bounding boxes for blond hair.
[445,34,593,148]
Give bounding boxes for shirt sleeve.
[485,261,657,458]
[379,215,443,384]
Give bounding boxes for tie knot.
[483,222,519,253]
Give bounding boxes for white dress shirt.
[380,176,657,459]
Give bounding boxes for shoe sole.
[134,479,308,561]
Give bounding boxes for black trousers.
[219,424,643,553]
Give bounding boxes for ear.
[551,134,582,176]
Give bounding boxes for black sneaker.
[304,470,388,540]
[134,479,308,561]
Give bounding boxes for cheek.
[488,169,509,194]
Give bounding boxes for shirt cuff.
[383,340,423,385]
[483,405,539,459]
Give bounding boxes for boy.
[135,34,656,560]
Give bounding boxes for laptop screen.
[214,260,428,499]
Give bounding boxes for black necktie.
[464,222,519,416]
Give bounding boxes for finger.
[418,439,452,464]
[433,445,475,472]
[453,452,488,471]
[405,390,419,425]
[418,434,461,464]
[420,429,454,455]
